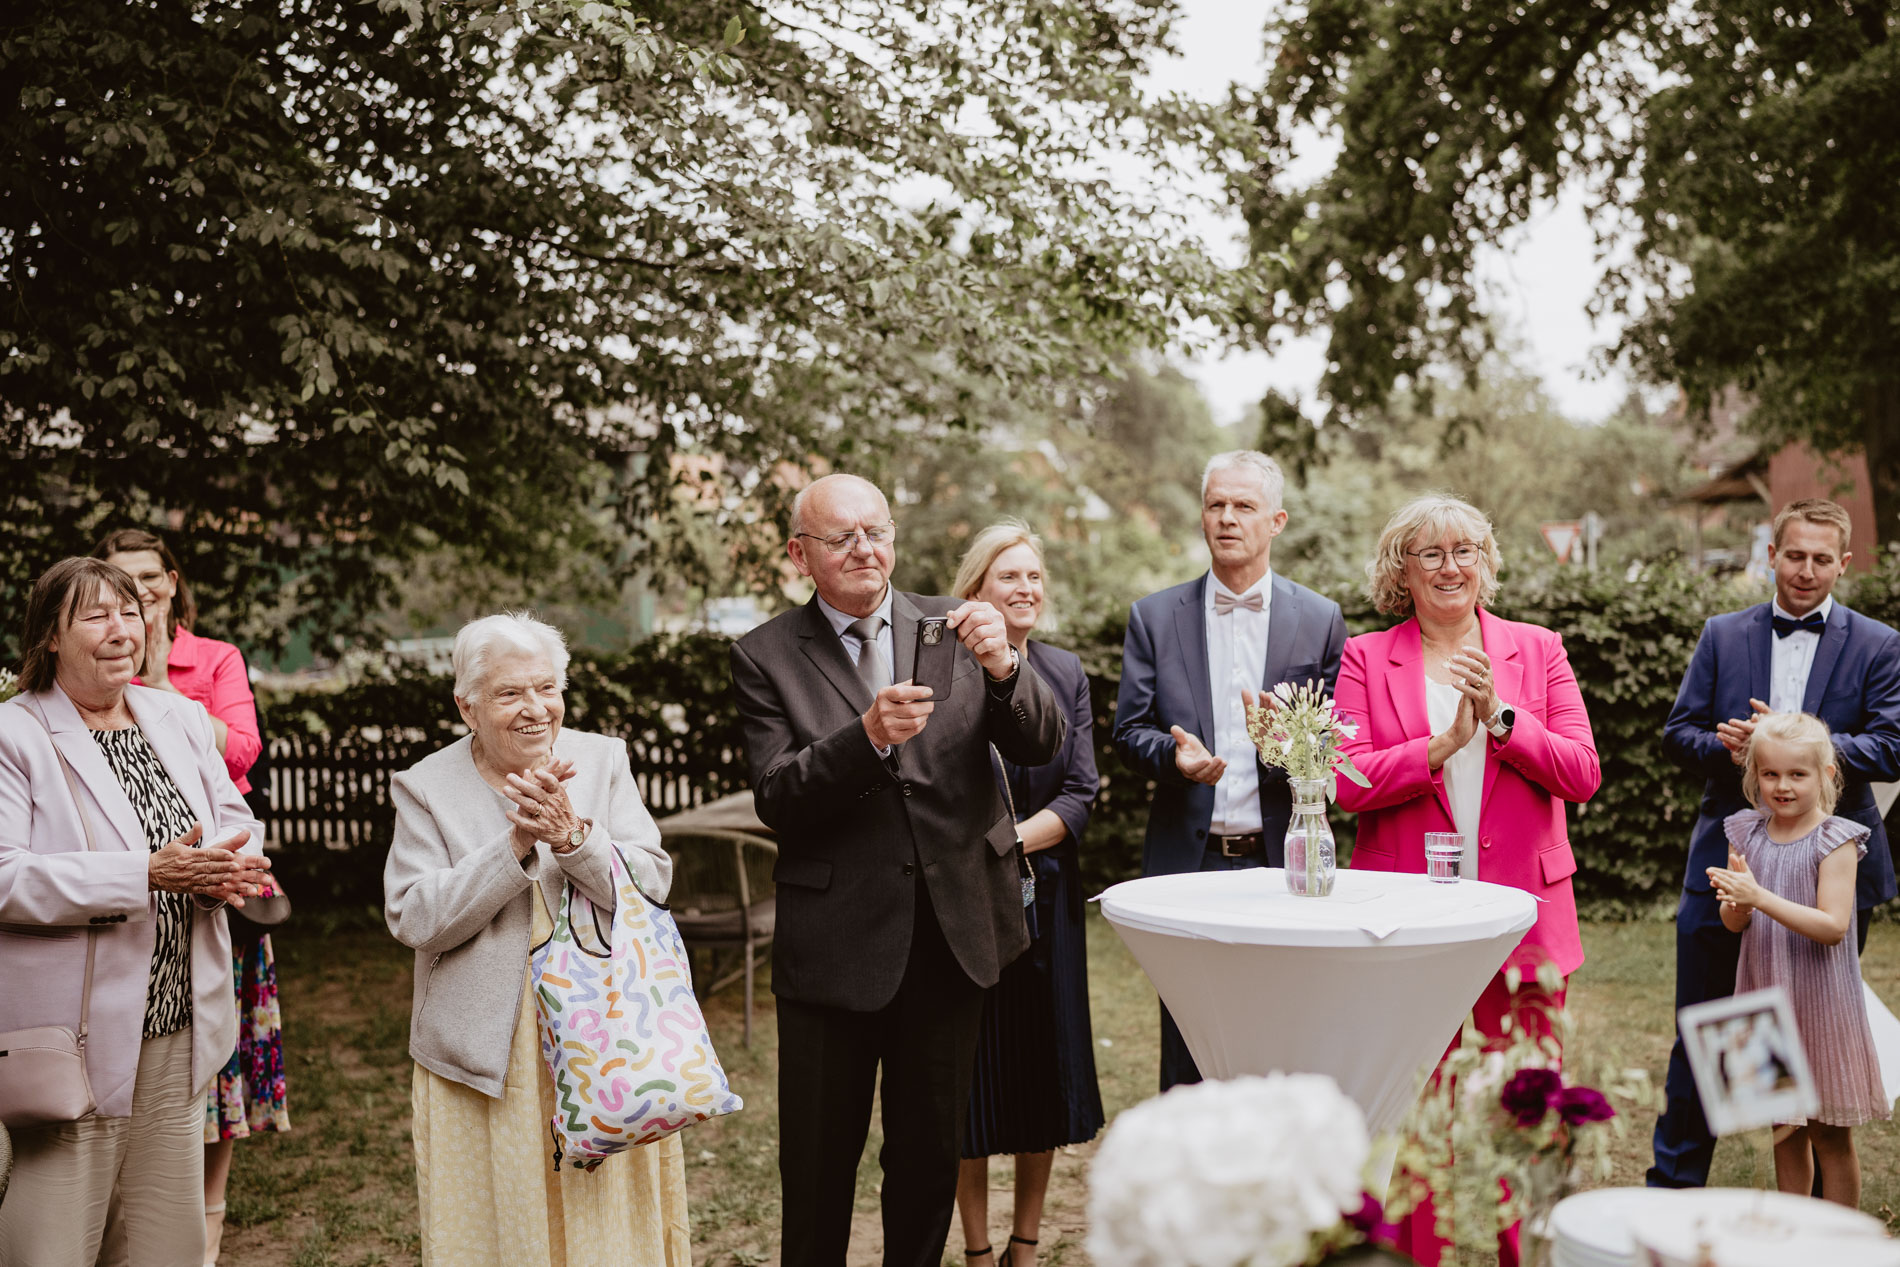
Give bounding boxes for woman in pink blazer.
[1333,495,1600,1267]
[0,558,271,1264]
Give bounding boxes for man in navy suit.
[1113,450,1347,1090]
[1648,498,1900,1188]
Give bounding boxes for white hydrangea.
[1087,1074,1370,1267]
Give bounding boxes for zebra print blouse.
[92,726,196,1038]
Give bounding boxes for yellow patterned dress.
[411,888,693,1267]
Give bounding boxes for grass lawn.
[217,913,1900,1266]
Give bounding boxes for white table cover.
[1549,1187,1892,1267]
[1098,867,1537,1136]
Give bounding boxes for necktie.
[1772,612,1825,639]
[847,615,890,693]
[1214,590,1264,615]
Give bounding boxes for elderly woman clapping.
[383,612,690,1267]
[0,558,272,1263]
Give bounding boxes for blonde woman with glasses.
[1331,494,1601,1267]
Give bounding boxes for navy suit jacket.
[1664,600,1900,908]
[1113,571,1347,876]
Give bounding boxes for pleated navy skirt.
[962,848,1105,1157]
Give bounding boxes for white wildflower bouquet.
[1245,681,1370,800]
[0,666,19,704]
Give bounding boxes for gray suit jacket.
[729,591,1065,1011]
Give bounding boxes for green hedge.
[264,558,1900,917]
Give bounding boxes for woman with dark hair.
[93,528,284,1263]
[0,557,272,1263]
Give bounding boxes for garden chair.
[656,792,777,1047]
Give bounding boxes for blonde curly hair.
[1364,494,1502,618]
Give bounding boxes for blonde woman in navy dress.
[950,522,1104,1267]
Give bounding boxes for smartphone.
[912,617,956,701]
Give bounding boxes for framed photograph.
[1678,986,1820,1136]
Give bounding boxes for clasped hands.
[503,759,585,859]
[1707,848,1762,915]
[1717,698,1775,766]
[861,601,1014,748]
[147,823,273,905]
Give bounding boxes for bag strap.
[27,701,101,1050]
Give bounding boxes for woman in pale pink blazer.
[1333,495,1600,1267]
[0,558,271,1265]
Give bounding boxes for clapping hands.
[1707,848,1762,913]
[1717,698,1774,766]
[503,758,581,858]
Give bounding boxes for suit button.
[1195,829,1206,840]
[902,782,914,797]
[1481,836,1493,850]
[902,862,916,876]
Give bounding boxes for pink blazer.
[1333,609,1600,976]
[145,627,262,794]
[0,685,264,1117]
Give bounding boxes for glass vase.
[1283,776,1336,898]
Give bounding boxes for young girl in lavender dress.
[1706,711,1890,1206]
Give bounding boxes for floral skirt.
[204,934,291,1141]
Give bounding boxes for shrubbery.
[263,558,1900,917]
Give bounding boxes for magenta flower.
[1345,1192,1399,1245]
[1554,1086,1615,1126]
[1499,1068,1564,1126]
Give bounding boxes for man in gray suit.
[1113,450,1347,1090]
[729,474,1064,1267]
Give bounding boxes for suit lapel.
[1171,575,1215,744]
[796,599,874,714]
[1386,621,1456,823]
[1747,604,1773,710]
[36,686,146,852]
[1477,609,1523,813]
[1260,573,1307,692]
[890,590,921,688]
[1800,603,1851,715]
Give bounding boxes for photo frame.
[1678,986,1820,1136]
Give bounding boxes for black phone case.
[913,618,956,699]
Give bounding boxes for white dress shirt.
[1425,677,1484,880]
[1768,595,1833,715]
[818,587,897,754]
[1205,572,1271,835]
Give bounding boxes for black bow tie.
[1772,612,1825,639]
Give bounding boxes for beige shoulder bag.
[0,710,100,1127]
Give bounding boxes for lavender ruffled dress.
[1726,810,1891,1128]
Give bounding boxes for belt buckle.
[1220,834,1252,858]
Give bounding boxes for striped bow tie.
[1214,590,1264,615]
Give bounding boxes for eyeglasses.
[1407,544,1482,570]
[796,525,897,555]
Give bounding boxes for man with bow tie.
[1649,497,1900,1188]
[1112,450,1346,1090]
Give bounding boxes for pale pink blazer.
[0,684,263,1117]
[1332,609,1600,976]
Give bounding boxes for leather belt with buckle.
[1215,832,1262,858]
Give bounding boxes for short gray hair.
[1201,451,1286,509]
[452,611,571,701]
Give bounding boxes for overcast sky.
[1154,1,1634,427]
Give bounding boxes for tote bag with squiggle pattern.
[530,844,743,1170]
